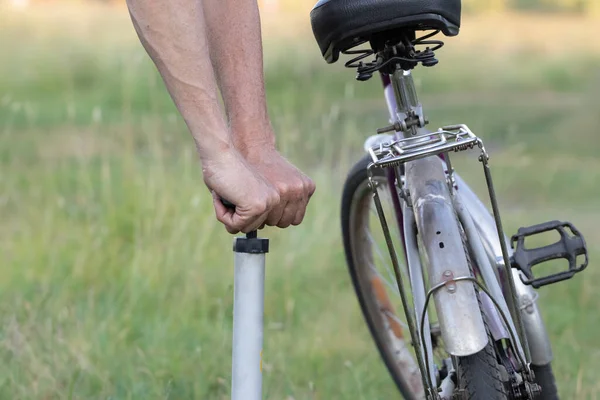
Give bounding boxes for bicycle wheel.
[341,155,433,399]
[532,363,559,400]
[341,154,507,399]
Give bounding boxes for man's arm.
[127,0,228,158]
[126,0,279,233]
[202,0,315,228]
[201,0,272,149]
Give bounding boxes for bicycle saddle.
[310,0,461,64]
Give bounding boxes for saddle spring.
[342,30,445,81]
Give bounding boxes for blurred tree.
[543,0,584,11]
[511,0,594,12]
[584,0,600,15]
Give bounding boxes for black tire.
[342,155,508,399]
[457,342,508,400]
[456,201,508,400]
[532,363,559,400]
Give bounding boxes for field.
[1,4,600,399]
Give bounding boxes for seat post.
[390,68,426,136]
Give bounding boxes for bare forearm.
[202,0,275,151]
[126,0,231,160]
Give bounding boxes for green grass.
[1,4,600,399]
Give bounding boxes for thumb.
[211,191,239,234]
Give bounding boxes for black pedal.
[510,221,588,288]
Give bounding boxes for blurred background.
[1,0,599,398]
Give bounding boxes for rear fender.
[406,156,488,356]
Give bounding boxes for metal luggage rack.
[364,122,539,398]
[367,124,485,168]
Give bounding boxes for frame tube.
[453,173,553,365]
[394,70,488,357]
[455,195,524,357]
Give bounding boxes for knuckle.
[306,178,316,193]
[252,196,277,215]
[269,192,281,207]
[252,201,269,215]
[282,180,303,201]
[276,181,290,194]
[293,180,305,194]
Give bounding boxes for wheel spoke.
[345,171,447,398]
[364,228,399,292]
[383,309,409,330]
[366,257,400,295]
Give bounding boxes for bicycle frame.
[364,70,554,395]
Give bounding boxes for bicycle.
[310,1,589,399]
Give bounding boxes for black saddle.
[310,0,461,64]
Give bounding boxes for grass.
[1,3,600,399]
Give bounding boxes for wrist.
[231,123,277,158]
[183,112,234,163]
[199,143,242,185]
[194,133,235,165]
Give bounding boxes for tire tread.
[458,341,507,400]
[532,363,559,400]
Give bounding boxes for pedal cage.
[510,221,588,288]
